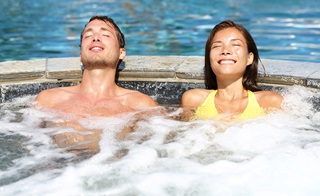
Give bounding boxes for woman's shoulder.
[181,88,213,107]
[254,90,283,109]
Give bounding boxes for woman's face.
[209,27,253,79]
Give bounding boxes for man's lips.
[218,59,237,64]
[89,46,104,51]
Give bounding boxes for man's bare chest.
[54,99,134,117]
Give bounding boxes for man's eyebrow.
[82,27,113,35]
[82,28,93,35]
[100,27,114,33]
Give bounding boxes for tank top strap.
[247,90,260,108]
[200,90,217,107]
[195,90,218,119]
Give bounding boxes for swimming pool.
[1,0,320,194]
[1,0,319,62]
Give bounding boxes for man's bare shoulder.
[121,89,158,108]
[35,86,79,108]
[180,88,211,107]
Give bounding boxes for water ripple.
[0,0,319,63]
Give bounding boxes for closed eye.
[231,39,244,46]
[212,45,221,49]
[83,32,92,39]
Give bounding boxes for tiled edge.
[0,56,319,86]
[176,56,204,81]
[176,58,320,87]
[0,81,79,103]
[44,55,188,80]
[118,55,186,79]
[307,70,320,89]
[259,59,320,87]
[0,59,46,82]
[46,57,83,80]
[0,56,319,103]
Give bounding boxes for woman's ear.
[247,52,254,66]
[119,48,126,60]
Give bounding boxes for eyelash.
[212,44,241,48]
[83,34,110,38]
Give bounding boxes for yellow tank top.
[195,90,265,120]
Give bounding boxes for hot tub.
[0,56,320,195]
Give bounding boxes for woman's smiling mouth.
[218,59,236,64]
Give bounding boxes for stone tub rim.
[0,56,319,104]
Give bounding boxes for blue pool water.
[0,0,319,62]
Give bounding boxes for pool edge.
[0,56,319,103]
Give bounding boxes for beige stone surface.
[121,55,186,71]
[46,57,82,79]
[118,56,186,79]
[176,56,204,80]
[0,56,319,89]
[259,59,320,86]
[261,59,320,77]
[0,59,45,82]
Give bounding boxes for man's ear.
[119,48,126,60]
[247,52,254,66]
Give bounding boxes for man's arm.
[41,120,102,157]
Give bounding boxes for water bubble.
[312,112,320,126]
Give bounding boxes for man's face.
[80,19,125,69]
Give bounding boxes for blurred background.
[1,0,319,62]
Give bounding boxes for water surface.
[0,0,319,62]
[0,86,320,195]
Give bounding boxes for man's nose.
[92,34,100,42]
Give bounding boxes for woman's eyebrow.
[231,38,245,43]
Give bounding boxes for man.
[36,16,158,117]
[35,16,158,156]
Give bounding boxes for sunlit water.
[0,0,320,62]
[0,85,320,195]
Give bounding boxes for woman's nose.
[221,45,232,55]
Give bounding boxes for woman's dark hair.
[204,20,262,91]
[79,16,125,48]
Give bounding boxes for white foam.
[1,85,320,195]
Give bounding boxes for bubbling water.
[0,85,320,195]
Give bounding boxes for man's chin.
[82,59,118,69]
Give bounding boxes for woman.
[180,20,282,121]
